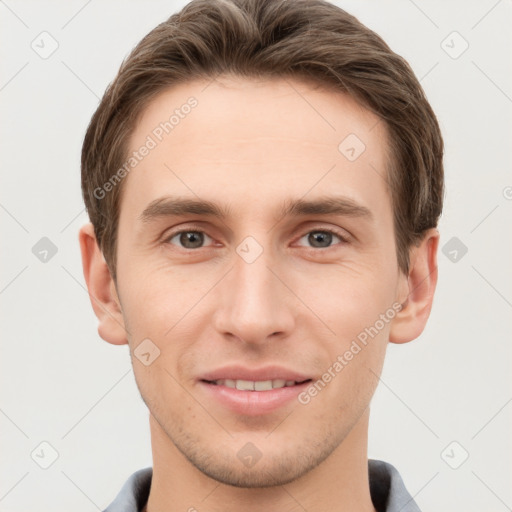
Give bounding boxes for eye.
[165,230,214,249]
[163,227,349,251]
[296,229,348,249]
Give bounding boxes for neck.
[145,408,377,512]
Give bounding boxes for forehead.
[120,76,391,223]
[130,75,384,148]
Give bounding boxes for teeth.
[254,380,272,391]
[214,379,298,390]
[236,379,254,391]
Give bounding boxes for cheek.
[119,260,202,339]
[298,263,395,404]
[301,262,398,341]
[120,266,208,388]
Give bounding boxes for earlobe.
[389,228,439,344]
[78,222,128,346]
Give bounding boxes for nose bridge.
[214,239,294,343]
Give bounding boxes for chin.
[181,437,339,489]
[191,457,310,488]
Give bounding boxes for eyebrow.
[138,195,372,224]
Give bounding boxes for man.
[79,0,443,510]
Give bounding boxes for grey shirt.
[103,459,421,512]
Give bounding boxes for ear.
[389,228,439,344]
[78,222,128,345]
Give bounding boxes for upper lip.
[199,365,312,383]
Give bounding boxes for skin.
[79,76,439,512]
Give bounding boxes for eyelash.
[162,225,350,250]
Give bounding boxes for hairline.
[106,73,403,284]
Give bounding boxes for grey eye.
[168,231,212,249]
[297,230,343,248]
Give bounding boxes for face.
[111,76,409,487]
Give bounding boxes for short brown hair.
[81,0,444,282]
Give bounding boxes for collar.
[103,459,421,512]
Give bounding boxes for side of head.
[81,0,443,285]
[78,0,444,490]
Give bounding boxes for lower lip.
[198,380,311,416]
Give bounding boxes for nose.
[212,244,295,346]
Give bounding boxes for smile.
[203,378,310,390]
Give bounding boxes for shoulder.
[102,467,152,512]
[368,459,422,512]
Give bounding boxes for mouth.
[198,368,314,415]
[201,378,312,390]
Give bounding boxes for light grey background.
[1,1,511,511]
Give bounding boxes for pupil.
[309,232,331,248]
[181,231,203,248]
